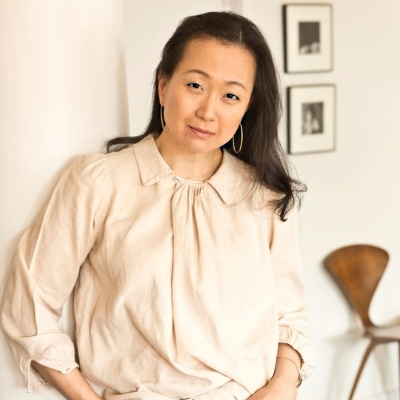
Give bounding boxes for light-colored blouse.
[1,135,314,399]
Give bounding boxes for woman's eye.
[188,83,202,90]
[224,93,240,101]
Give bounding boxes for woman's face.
[158,38,256,155]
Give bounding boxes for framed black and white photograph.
[283,4,333,73]
[287,85,335,154]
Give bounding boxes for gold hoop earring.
[160,105,165,130]
[232,123,243,153]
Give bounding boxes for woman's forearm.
[31,361,102,400]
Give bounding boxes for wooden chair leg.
[348,340,378,400]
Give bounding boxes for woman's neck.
[155,133,223,182]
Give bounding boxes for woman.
[1,11,314,400]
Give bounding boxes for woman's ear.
[158,70,167,106]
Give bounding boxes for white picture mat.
[286,5,332,72]
[289,85,335,154]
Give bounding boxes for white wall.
[0,1,128,399]
[1,1,400,400]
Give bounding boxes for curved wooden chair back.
[325,244,389,328]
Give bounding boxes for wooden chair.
[324,244,400,400]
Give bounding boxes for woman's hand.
[247,375,297,400]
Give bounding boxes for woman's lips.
[190,126,214,137]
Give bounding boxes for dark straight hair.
[107,11,306,221]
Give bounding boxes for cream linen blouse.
[1,135,314,399]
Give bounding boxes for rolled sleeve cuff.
[18,338,80,395]
[279,327,315,380]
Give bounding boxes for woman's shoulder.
[78,145,138,168]
[223,151,283,207]
[60,146,136,188]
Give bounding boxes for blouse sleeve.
[269,206,316,379]
[0,154,110,395]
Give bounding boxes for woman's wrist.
[276,356,303,388]
[274,344,303,389]
[271,368,299,388]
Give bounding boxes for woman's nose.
[196,95,217,121]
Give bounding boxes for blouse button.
[173,177,180,182]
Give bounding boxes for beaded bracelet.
[276,356,303,388]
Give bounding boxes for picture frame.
[283,4,333,73]
[287,85,336,155]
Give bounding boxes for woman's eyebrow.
[183,69,248,92]
[183,68,210,78]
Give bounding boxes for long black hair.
[107,11,306,221]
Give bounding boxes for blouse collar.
[133,134,249,205]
